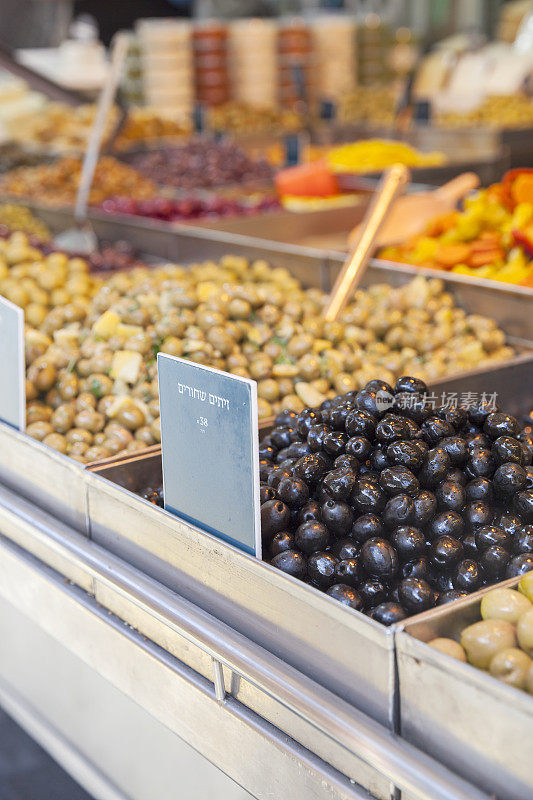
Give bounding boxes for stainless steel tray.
[85,351,533,733]
[396,576,533,800]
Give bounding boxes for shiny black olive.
[467,433,491,453]
[322,430,348,457]
[307,424,332,452]
[361,538,399,579]
[438,590,468,605]
[440,436,468,465]
[454,558,482,592]
[464,500,493,529]
[375,415,411,443]
[429,535,464,570]
[386,440,425,472]
[334,557,365,587]
[479,545,510,579]
[259,443,276,461]
[513,489,533,522]
[370,444,390,471]
[267,467,291,490]
[394,392,430,423]
[462,532,479,558]
[327,584,363,610]
[366,379,394,394]
[447,468,466,485]
[497,511,523,539]
[359,578,388,607]
[346,436,372,461]
[492,435,525,466]
[330,401,357,431]
[275,410,298,428]
[293,454,329,486]
[506,553,533,577]
[512,525,533,554]
[390,526,426,561]
[279,459,296,472]
[493,463,527,498]
[398,578,435,613]
[275,448,291,464]
[428,511,464,541]
[322,467,357,501]
[465,478,493,502]
[465,447,495,479]
[286,441,312,460]
[383,493,415,528]
[437,407,467,430]
[436,480,466,512]
[351,513,383,543]
[525,465,533,487]
[331,538,360,560]
[321,500,354,536]
[379,466,420,497]
[351,478,386,514]
[334,454,359,473]
[430,570,456,593]
[345,409,376,439]
[261,499,290,541]
[412,490,437,527]
[296,408,322,436]
[518,431,533,463]
[271,532,294,556]
[356,388,386,419]
[468,399,499,427]
[401,557,429,580]
[277,477,310,508]
[260,485,276,503]
[259,460,274,482]
[389,585,401,603]
[370,602,406,626]
[360,469,380,483]
[294,520,330,554]
[308,552,338,589]
[271,426,296,450]
[271,550,307,579]
[484,412,519,440]
[394,376,427,394]
[421,417,455,446]
[297,500,321,524]
[404,417,422,438]
[419,448,451,487]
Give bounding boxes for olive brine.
[142,376,533,624]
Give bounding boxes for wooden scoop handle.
[433,172,480,206]
[324,163,410,322]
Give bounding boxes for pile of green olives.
[260,376,533,623]
[429,576,533,695]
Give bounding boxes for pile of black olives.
[260,377,533,625]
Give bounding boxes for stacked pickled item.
[380,169,533,286]
[430,576,533,695]
[437,95,533,130]
[326,140,446,174]
[261,381,533,623]
[0,225,514,463]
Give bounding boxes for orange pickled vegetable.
[501,168,533,209]
[434,242,472,268]
[275,160,339,198]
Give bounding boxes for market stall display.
[380,169,533,285]
[0,202,51,239]
[101,194,281,222]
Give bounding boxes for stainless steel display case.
[397,576,533,800]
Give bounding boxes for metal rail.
[0,484,489,800]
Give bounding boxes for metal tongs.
[54,33,129,253]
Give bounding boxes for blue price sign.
[158,354,261,558]
[0,296,25,431]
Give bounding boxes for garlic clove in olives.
[461,619,517,669]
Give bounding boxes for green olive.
[42,432,67,454]
[481,588,531,624]
[461,619,517,669]
[489,647,532,689]
[26,404,52,425]
[51,404,76,434]
[74,409,105,432]
[26,421,54,441]
[75,392,97,412]
[428,638,466,662]
[517,608,533,657]
[116,403,146,431]
[66,428,93,445]
[519,573,533,603]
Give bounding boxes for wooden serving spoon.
[347,171,480,249]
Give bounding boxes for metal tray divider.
[0,482,489,800]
